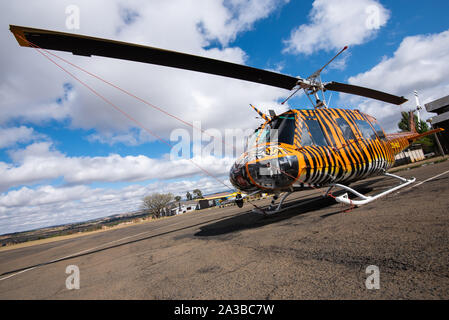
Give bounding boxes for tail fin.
[409,111,417,133]
[406,110,444,142]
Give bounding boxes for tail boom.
[386,128,444,155]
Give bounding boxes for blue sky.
[1,0,449,234]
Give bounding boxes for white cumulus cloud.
[344,29,449,132]
[0,141,235,192]
[283,0,390,55]
[0,126,43,149]
[1,0,289,143]
[0,177,230,235]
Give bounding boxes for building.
[394,147,425,167]
[197,191,269,209]
[198,191,238,209]
[170,201,199,215]
[425,95,449,154]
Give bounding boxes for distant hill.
[0,209,149,247]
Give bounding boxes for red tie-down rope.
[15,33,276,213]
[16,34,235,192]
[15,34,242,154]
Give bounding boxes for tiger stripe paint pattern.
[230,108,442,193]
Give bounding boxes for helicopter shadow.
[194,180,380,238]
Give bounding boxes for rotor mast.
[282,46,348,109]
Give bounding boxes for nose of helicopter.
[229,145,300,191]
[229,161,257,192]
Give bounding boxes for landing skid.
[252,172,416,215]
[326,172,416,207]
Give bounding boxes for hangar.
[425,95,449,154]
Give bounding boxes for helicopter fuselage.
[230,108,412,193]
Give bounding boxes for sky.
[1,0,449,234]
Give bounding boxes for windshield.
[259,115,296,145]
[245,129,260,151]
[245,114,296,150]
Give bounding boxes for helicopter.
[9,25,444,214]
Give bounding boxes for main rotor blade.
[324,81,408,105]
[10,25,299,90]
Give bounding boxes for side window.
[336,118,356,141]
[370,121,386,140]
[300,130,314,147]
[304,119,329,146]
[355,119,377,140]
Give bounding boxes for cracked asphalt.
[0,161,448,299]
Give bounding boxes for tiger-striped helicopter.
[9,25,444,214]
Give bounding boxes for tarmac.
[0,160,448,299]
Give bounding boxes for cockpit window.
[270,116,296,145]
[255,115,296,146]
[355,119,377,140]
[336,117,356,141]
[303,119,329,146]
[245,129,260,150]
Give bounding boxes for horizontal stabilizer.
[407,128,444,142]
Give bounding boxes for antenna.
[414,90,422,125]
[327,92,333,108]
[250,104,270,121]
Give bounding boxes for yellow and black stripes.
[230,107,426,193]
[293,112,303,149]
[288,109,404,186]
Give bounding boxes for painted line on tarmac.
[0,222,184,282]
[0,267,37,281]
[398,168,449,194]
[0,210,242,282]
[0,231,150,282]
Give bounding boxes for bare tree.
[142,193,174,219]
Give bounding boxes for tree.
[174,196,181,202]
[142,193,174,219]
[398,111,429,134]
[186,192,192,201]
[192,189,203,199]
[398,111,435,152]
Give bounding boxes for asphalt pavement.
[0,161,448,299]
